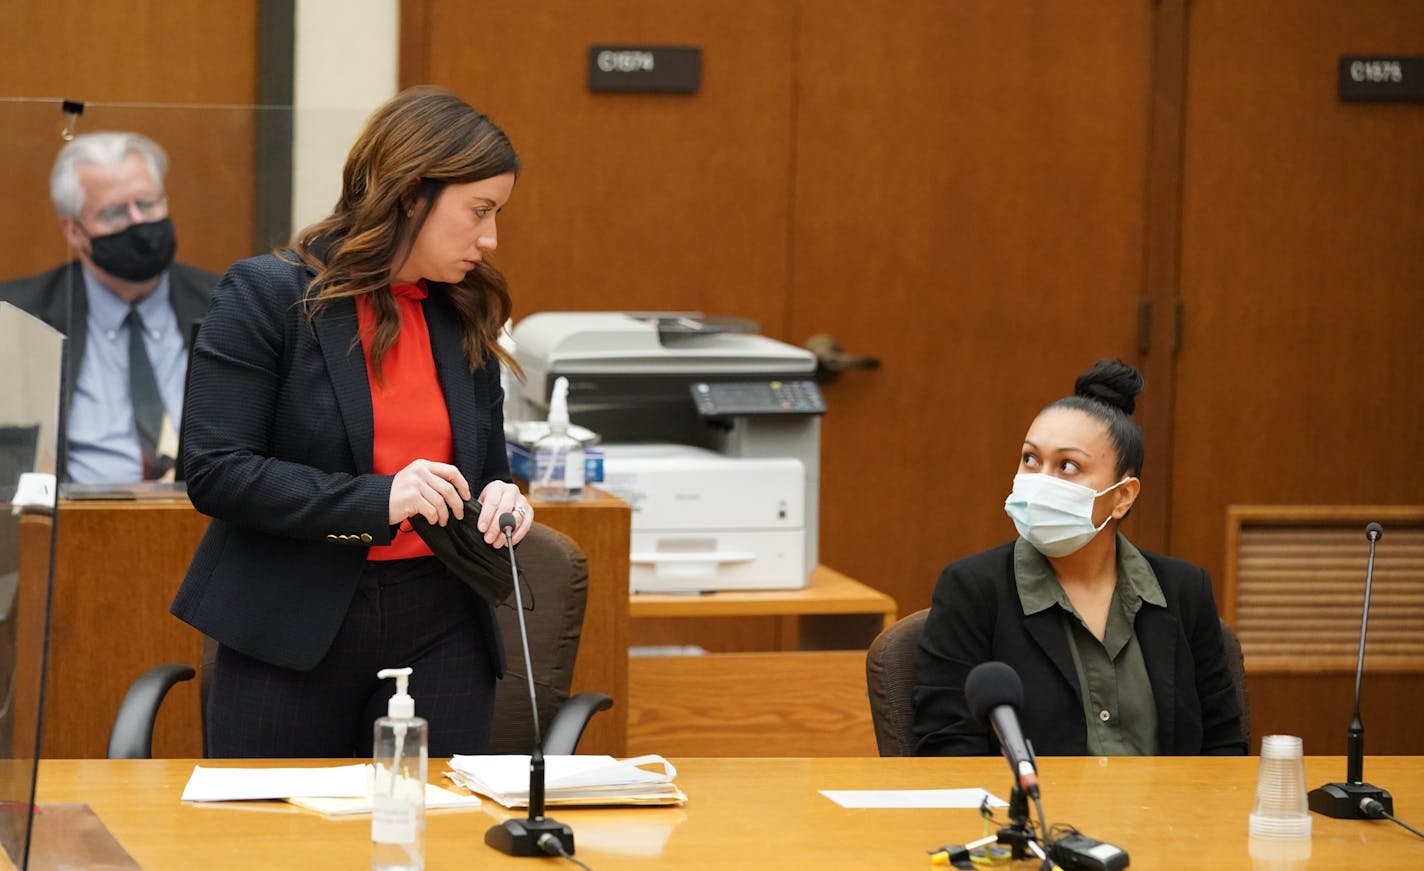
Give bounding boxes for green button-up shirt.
[1014,533,1167,756]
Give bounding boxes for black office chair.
[864,608,929,757]
[864,610,1252,757]
[1218,619,1251,748]
[108,522,612,758]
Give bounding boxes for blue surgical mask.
[1004,473,1130,558]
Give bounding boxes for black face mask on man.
[87,217,177,282]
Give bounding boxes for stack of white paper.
[447,754,686,808]
[289,783,482,816]
[181,764,370,802]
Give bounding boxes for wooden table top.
[630,563,897,619]
[28,755,1424,869]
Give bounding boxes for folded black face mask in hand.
[409,500,515,607]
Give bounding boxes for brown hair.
[290,85,521,380]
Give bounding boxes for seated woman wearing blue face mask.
[913,359,1246,757]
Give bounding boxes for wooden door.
[1171,0,1424,753]
[788,3,1156,616]
[405,0,798,332]
[1171,2,1424,585]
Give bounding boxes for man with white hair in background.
[0,132,216,484]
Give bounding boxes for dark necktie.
[126,308,170,479]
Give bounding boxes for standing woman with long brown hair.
[171,86,532,758]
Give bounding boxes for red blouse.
[356,281,452,560]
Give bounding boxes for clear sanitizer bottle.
[531,375,584,501]
[372,667,427,871]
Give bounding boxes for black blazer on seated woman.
[169,253,508,673]
[912,541,1246,757]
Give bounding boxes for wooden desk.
[631,564,896,628]
[28,756,1424,870]
[628,566,897,757]
[25,491,630,759]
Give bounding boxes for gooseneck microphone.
[964,662,1039,798]
[955,662,1130,869]
[1307,521,1394,819]
[484,513,577,858]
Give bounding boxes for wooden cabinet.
[627,566,896,757]
[27,491,630,759]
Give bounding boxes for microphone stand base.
[485,817,576,857]
[1307,782,1393,818]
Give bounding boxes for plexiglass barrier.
[0,95,373,868]
[0,302,62,870]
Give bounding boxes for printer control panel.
[690,380,826,417]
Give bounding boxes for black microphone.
[485,512,577,858]
[1307,521,1394,819]
[965,662,1039,798]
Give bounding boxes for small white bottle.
[372,667,427,871]
[530,375,584,501]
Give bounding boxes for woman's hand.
[477,480,533,548]
[388,459,471,526]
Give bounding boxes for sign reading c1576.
[1339,55,1424,102]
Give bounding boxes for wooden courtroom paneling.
[33,494,631,760]
[38,502,211,759]
[1246,673,1423,758]
[397,4,1424,758]
[406,1,1162,708]
[1170,1,1424,588]
[408,1,1158,624]
[403,0,797,333]
[12,517,55,763]
[0,1,260,280]
[1170,2,1424,755]
[627,650,876,757]
[1225,506,1424,669]
[1222,505,1424,755]
[787,2,1155,619]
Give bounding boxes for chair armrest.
[542,692,614,755]
[107,664,196,759]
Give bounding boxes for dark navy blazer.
[170,253,508,672]
[913,541,1246,757]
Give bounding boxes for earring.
[406,208,413,217]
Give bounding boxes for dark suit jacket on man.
[0,259,216,413]
[913,541,1246,757]
[169,253,509,673]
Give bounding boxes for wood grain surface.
[26,755,1424,870]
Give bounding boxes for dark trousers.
[205,556,498,758]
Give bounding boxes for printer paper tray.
[629,529,806,594]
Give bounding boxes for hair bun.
[1073,358,1143,415]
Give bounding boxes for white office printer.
[512,312,825,593]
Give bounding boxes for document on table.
[180,764,370,802]
[288,783,482,815]
[447,754,687,808]
[819,788,1008,809]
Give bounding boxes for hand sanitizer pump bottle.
[530,375,584,501]
[372,667,427,871]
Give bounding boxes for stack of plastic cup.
[1249,735,1312,841]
